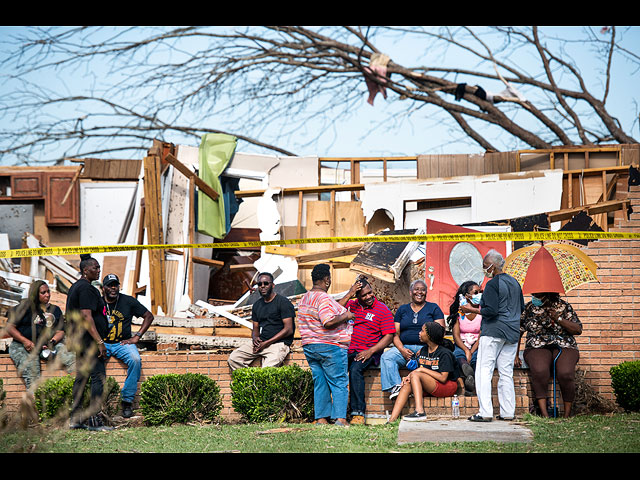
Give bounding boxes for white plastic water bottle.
[451,395,460,418]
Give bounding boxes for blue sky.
[0,26,638,165]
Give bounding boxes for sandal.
[496,415,514,421]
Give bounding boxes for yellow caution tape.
[1,231,639,259]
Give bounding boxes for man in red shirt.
[339,276,395,425]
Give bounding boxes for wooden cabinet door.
[45,172,79,226]
[11,172,44,198]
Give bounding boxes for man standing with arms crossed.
[228,272,296,370]
[102,273,154,418]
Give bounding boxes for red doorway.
[425,219,507,317]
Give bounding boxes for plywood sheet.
[102,255,127,285]
[300,200,365,292]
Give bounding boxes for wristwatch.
[134,332,143,338]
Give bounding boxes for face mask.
[483,264,494,278]
[531,296,543,307]
[471,293,482,304]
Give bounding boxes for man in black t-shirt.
[228,272,296,370]
[102,273,154,418]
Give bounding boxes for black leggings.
[523,346,579,403]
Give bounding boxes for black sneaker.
[122,402,134,418]
[86,415,114,431]
[403,411,427,422]
[389,384,402,400]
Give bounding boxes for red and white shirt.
[345,298,395,354]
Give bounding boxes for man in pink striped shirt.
[339,276,395,425]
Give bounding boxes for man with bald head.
[468,249,524,422]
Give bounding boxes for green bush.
[139,373,222,426]
[33,375,121,421]
[0,378,5,406]
[231,364,314,423]
[610,360,640,412]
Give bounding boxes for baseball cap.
[103,274,120,286]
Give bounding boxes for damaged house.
[1,139,638,418]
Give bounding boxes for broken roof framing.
[0,142,638,351]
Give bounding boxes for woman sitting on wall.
[380,279,445,400]
[447,280,482,395]
[7,280,76,391]
[388,321,461,422]
[516,291,582,418]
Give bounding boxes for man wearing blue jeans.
[303,343,349,422]
[102,274,154,418]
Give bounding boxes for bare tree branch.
[0,26,637,165]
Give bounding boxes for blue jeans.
[454,345,478,371]
[303,343,349,420]
[347,352,376,415]
[380,344,423,391]
[105,342,142,403]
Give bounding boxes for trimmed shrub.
[33,375,121,421]
[139,373,222,426]
[610,360,640,412]
[231,364,314,423]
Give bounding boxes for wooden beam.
[188,179,195,301]
[298,262,351,269]
[164,152,219,202]
[294,245,363,263]
[234,183,366,198]
[60,165,83,205]
[192,256,225,268]
[264,245,307,256]
[548,199,630,223]
[143,155,167,314]
[228,263,258,271]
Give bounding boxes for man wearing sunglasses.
[228,272,296,370]
[101,273,155,419]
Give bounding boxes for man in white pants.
[468,250,524,422]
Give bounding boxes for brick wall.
[2,185,638,420]
[0,348,531,419]
[560,183,640,401]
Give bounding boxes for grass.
[1,412,639,453]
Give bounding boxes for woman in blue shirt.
[380,279,445,399]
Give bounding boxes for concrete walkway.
[397,417,533,444]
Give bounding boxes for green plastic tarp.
[197,133,237,239]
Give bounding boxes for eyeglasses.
[412,312,419,324]
[256,282,271,287]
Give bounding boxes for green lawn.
[1,413,639,453]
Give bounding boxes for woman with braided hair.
[388,321,462,422]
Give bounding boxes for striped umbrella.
[503,242,599,294]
